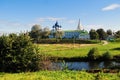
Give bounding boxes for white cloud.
[0,19,33,33]
[36,18,45,22]
[102,4,120,11]
[0,20,22,27]
[67,20,77,24]
[47,17,66,21]
[85,24,104,31]
[37,17,66,22]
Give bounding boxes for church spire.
[77,19,83,30]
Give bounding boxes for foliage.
[114,30,120,38]
[31,24,42,32]
[87,47,101,60]
[0,33,40,72]
[29,30,41,42]
[37,39,100,44]
[96,28,107,40]
[29,25,51,42]
[54,31,64,39]
[102,51,113,60]
[89,29,99,40]
[29,24,43,43]
[107,29,112,35]
[42,27,50,38]
[0,71,120,80]
[115,38,120,42]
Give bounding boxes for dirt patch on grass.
[39,44,97,49]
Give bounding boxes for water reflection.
[51,61,120,70]
[88,61,102,69]
[103,61,113,68]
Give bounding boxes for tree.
[0,33,40,72]
[114,30,120,38]
[42,27,50,38]
[107,29,112,35]
[54,31,64,39]
[89,29,99,40]
[31,24,42,32]
[29,24,42,42]
[87,47,100,60]
[103,51,113,60]
[96,28,107,40]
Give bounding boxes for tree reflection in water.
[88,61,101,69]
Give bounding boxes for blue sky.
[0,0,120,33]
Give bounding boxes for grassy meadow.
[0,71,120,80]
[1,41,120,80]
[38,42,120,58]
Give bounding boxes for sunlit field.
[0,71,120,80]
[38,42,120,58]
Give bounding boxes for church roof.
[64,30,88,34]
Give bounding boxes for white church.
[49,19,90,40]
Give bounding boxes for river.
[50,61,120,70]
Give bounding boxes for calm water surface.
[51,61,120,70]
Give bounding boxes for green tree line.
[89,28,120,40]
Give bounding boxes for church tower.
[77,19,83,30]
[52,21,62,31]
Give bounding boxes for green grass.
[38,42,120,58]
[1,42,120,80]
[0,71,120,80]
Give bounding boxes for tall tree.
[96,28,107,40]
[55,31,64,39]
[89,29,99,40]
[107,29,112,35]
[29,24,42,42]
[31,24,42,32]
[114,30,120,38]
[42,27,50,38]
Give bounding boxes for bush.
[87,47,100,60]
[115,38,120,42]
[102,51,113,60]
[0,33,40,72]
[36,39,100,44]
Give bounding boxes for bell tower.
[77,19,83,30]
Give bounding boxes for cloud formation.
[0,20,22,27]
[37,17,66,22]
[0,17,79,33]
[67,20,77,24]
[102,4,120,11]
[85,24,104,31]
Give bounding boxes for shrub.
[115,38,120,42]
[0,33,40,72]
[87,47,100,60]
[102,51,113,60]
[36,39,100,44]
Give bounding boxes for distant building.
[49,19,90,39]
[49,21,63,38]
[52,21,62,31]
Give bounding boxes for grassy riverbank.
[1,42,120,80]
[38,42,120,58]
[0,71,120,80]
